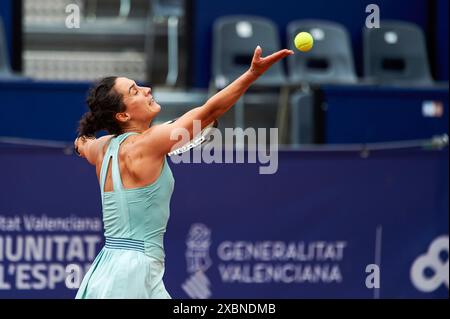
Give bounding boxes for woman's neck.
[121,121,152,134]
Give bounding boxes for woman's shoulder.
[92,135,114,165]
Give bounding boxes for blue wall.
[0,80,91,141]
[321,85,449,143]
[192,0,431,88]
[1,80,448,143]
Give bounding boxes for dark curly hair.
[77,76,126,137]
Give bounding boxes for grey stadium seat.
[0,16,13,77]
[287,20,358,85]
[211,15,287,129]
[284,20,357,145]
[363,20,433,85]
[212,15,287,88]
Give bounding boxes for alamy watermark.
[365,264,380,289]
[169,121,279,175]
[65,4,80,29]
[366,4,380,29]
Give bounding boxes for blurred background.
[0,0,448,299]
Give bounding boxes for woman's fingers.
[253,45,263,61]
[251,47,293,75]
[263,49,294,63]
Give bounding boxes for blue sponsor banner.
[0,146,448,298]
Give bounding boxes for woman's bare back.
[95,134,165,193]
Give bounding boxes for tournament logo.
[411,235,449,293]
[182,224,212,299]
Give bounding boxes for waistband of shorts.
[104,237,145,253]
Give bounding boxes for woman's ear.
[115,112,130,123]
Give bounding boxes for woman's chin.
[151,103,161,113]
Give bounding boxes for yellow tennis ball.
[294,32,314,52]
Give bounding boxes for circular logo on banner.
[410,235,449,293]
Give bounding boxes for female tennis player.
[73,46,293,298]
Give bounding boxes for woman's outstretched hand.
[184,46,293,128]
[249,46,294,77]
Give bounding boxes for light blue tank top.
[99,132,175,262]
